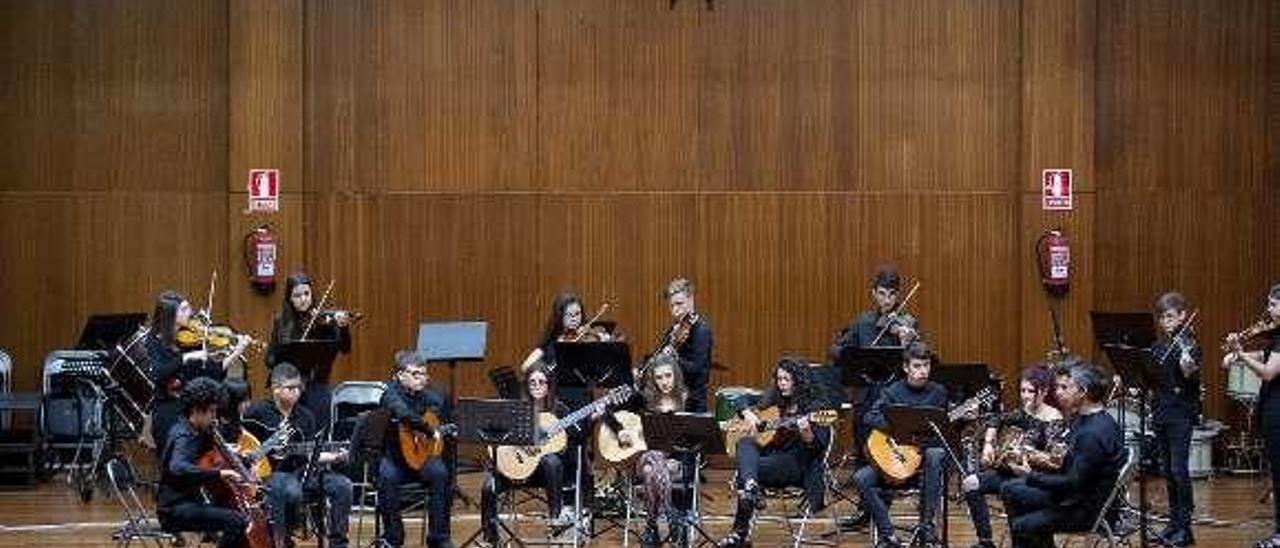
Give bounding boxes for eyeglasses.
[528,378,548,386]
[274,384,302,391]
[404,370,427,378]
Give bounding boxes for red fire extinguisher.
[1036,228,1070,296]
[243,224,277,295]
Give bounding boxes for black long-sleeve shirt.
[243,399,317,474]
[829,310,918,362]
[157,419,221,509]
[865,379,948,446]
[665,316,713,413]
[381,380,451,445]
[265,314,352,377]
[1025,409,1125,512]
[147,334,223,401]
[1151,333,1203,420]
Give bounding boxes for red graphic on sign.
[248,169,280,213]
[1042,169,1072,211]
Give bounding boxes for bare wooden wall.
[1,1,1275,423]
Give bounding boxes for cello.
[198,425,274,548]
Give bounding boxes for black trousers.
[1263,405,1280,534]
[481,453,565,541]
[962,469,1014,541]
[732,438,826,524]
[1154,413,1194,531]
[999,477,1094,548]
[159,501,247,548]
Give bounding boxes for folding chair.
[747,438,843,548]
[105,456,175,548]
[1056,447,1139,548]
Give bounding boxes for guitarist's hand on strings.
[218,469,242,483]
[1008,455,1032,477]
[796,414,815,443]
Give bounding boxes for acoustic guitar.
[866,387,995,484]
[597,410,647,463]
[495,386,633,480]
[231,420,295,481]
[399,410,458,472]
[720,406,840,457]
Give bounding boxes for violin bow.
[871,280,921,346]
[301,279,336,342]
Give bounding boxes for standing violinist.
[1224,284,1280,548]
[265,273,353,428]
[831,266,921,529]
[148,290,250,454]
[1150,292,1201,547]
[156,377,248,548]
[961,365,1064,548]
[655,278,713,413]
[519,292,586,373]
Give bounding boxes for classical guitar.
[231,420,295,481]
[399,409,458,472]
[495,385,633,480]
[720,406,840,457]
[597,410,647,463]
[866,387,995,484]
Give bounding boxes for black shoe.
[838,509,870,532]
[716,530,751,548]
[913,524,940,547]
[969,540,997,548]
[1161,528,1195,547]
[874,537,903,548]
[666,510,688,546]
[641,521,661,548]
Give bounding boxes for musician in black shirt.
[999,361,1125,548]
[243,363,353,548]
[852,341,948,548]
[657,278,713,413]
[1151,292,1202,547]
[962,365,1064,548]
[377,351,454,548]
[265,273,353,428]
[718,357,832,548]
[147,290,249,453]
[1224,284,1280,548]
[156,377,246,548]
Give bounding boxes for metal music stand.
[642,412,725,548]
[455,398,537,448]
[279,340,342,385]
[416,321,488,482]
[553,341,634,391]
[1091,311,1160,546]
[837,346,903,387]
[883,404,952,544]
[932,363,1000,406]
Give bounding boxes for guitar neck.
[545,389,628,439]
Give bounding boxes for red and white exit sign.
[247,169,279,212]
[1042,169,1072,211]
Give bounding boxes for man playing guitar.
[243,363,353,548]
[852,341,948,548]
[376,351,454,548]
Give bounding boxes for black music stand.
[553,341,634,391]
[455,398,537,448]
[279,340,342,385]
[933,363,999,406]
[838,346,903,387]
[76,313,147,351]
[1091,311,1160,546]
[883,404,952,544]
[416,321,488,504]
[643,412,725,548]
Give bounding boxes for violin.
[658,313,697,355]
[1223,318,1279,353]
[312,308,364,326]
[177,317,264,355]
[558,303,616,343]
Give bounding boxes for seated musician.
[718,357,832,548]
[481,361,579,546]
[998,361,1125,548]
[243,363,353,548]
[852,341,947,548]
[377,351,454,548]
[598,353,690,548]
[961,365,1063,548]
[155,377,247,548]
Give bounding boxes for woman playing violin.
[520,292,586,373]
[265,273,352,428]
[962,365,1064,548]
[148,290,251,453]
[1226,284,1280,548]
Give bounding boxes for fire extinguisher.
[1036,228,1070,296]
[243,224,277,295]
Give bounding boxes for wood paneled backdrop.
[1,0,1275,423]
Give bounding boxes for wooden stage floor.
[0,467,1274,547]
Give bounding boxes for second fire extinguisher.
[244,224,277,295]
[1036,228,1070,296]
